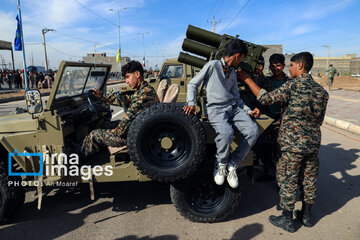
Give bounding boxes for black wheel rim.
[140,119,191,168]
[186,175,228,214]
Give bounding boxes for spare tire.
[170,169,240,223]
[127,103,206,182]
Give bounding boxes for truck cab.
[118,58,198,103]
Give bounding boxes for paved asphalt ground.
[0,86,359,239]
[0,124,359,240]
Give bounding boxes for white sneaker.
[214,163,228,185]
[227,165,238,188]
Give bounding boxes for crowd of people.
[0,69,56,90]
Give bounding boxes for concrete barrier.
[324,116,360,135]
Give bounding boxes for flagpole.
[17,0,29,90]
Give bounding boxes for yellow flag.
[116,49,120,63]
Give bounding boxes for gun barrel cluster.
[178,25,267,73]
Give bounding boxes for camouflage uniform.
[255,74,289,176]
[257,73,328,211]
[326,66,337,87]
[81,81,158,156]
[241,73,265,110]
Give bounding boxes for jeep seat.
[157,79,180,103]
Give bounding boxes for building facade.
[262,45,360,75]
[312,54,360,75]
[82,53,130,73]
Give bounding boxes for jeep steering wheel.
[87,89,112,120]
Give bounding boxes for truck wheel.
[170,170,240,223]
[127,103,206,182]
[0,161,25,224]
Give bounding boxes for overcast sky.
[0,0,359,70]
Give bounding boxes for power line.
[207,16,221,33]
[23,19,99,45]
[119,26,142,44]
[219,0,236,22]
[25,42,42,45]
[206,0,218,22]
[54,29,99,44]
[46,44,83,58]
[212,0,225,18]
[222,0,250,32]
[72,0,117,27]
[72,0,142,44]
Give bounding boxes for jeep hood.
[0,113,38,133]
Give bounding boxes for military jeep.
[0,25,273,224]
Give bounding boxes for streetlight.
[137,32,149,70]
[109,7,126,80]
[42,28,55,71]
[322,45,330,75]
[161,49,166,64]
[152,42,160,69]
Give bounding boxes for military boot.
[295,203,314,227]
[269,210,296,233]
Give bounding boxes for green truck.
[0,25,271,224]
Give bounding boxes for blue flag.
[14,15,22,51]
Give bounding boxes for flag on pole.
[116,49,120,63]
[142,57,145,67]
[14,15,22,51]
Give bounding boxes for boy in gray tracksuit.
[183,39,260,188]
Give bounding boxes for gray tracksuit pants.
[208,104,259,167]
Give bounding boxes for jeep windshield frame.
[45,61,112,111]
[55,66,107,100]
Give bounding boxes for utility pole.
[109,8,126,80]
[207,16,221,33]
[322,45,330,75]
[152,42,160,69]
[31,51,34,66]
[93,45,96,63]
[137,32,149,70]
[0,55,4,69]
[161,49,166,64]
[42,28,55,71]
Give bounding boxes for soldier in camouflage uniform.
[241,56,265,110]
[238,52,328,232]
[81,61,159,157]
[254,54,289,182]
[326,64,337,90]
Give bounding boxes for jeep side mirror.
[25,90,43,114]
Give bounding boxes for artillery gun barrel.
[186,25,221,48]
[179,25,267,74]
[178,52,207,69]
[182,39,216,59]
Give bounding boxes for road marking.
[330,95,360,103]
